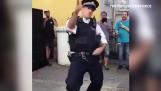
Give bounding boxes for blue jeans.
[118,43,129,67]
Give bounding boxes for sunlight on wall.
[32,0,101,27]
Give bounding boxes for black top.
[44,18,55,39]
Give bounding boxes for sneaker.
[117,65,123,70]
[47,61,52,66]
[104,65,110,70]
[125,66,129,70]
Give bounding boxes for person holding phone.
[98,11,112,70]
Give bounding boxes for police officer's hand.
[75,5,82,14]
[92,47,104,56]
[75,0,83,15]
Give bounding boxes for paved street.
[33,62,129,91]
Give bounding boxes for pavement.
[33,61,129,91]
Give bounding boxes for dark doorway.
[32,8,47,71]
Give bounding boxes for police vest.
[68,17,101,53]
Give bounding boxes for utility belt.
[68,51,94,62]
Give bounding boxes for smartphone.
[101,18,107,23]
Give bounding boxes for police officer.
[66,0,107,91]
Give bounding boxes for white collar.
[82,17,90,24]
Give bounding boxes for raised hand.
[75,0,83,14]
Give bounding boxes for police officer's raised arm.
[67,0,82,30]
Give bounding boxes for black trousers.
[66,55,103,91]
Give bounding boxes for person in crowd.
[115,11,129,70]
[98,11,112,70]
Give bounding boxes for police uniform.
[66,0,107,91]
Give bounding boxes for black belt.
[69,51,93,61]
[75,52,92,56]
